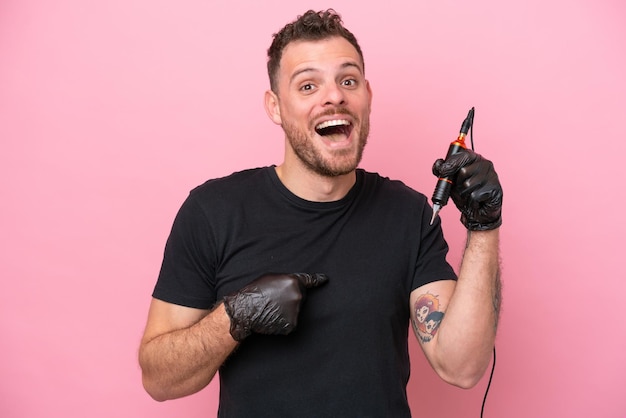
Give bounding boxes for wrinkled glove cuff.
[461,214,503,231]
[223,295,251,342]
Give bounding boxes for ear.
[264,90,282,125]
[365,79,373,109]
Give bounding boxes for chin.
[314,158,360,177]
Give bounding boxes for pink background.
[1,0,625,417]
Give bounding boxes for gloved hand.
[432,149,503,231]
[223,273,329,341]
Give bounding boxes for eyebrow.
[289,61,364,84]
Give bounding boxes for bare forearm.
[139,303,238,401]
[434,229,501,387]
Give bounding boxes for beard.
[282,110,370,177]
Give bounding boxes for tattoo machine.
[429,107,474,225]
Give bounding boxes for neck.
[274,162,356,202]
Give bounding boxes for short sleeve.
[411,202,458,291]
[152,194,217,309]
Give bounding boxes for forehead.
[279,36,363,78]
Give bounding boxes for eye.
[300,83,316,93]
[342,78,357,87]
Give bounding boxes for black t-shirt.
[153,167,456,417]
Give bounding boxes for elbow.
[142,376,207,402]
[435,363,489,389]
[430,345,494,389]
[140,365,210,402]
[140,362,177,402]
[139,348,176,402]
[440,371,483,389]
[142,375,170,402]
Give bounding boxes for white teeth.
[315,119,351,130]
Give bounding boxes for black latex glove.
[432,149,503,231]
[223,273,329,341]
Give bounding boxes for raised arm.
[411,229,500,388]
[410,148,503,388]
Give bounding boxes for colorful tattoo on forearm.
[412,293,445,343]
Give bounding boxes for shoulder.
[358,169,428,206]
[191,167,270,195]
[186,167,272,204]
[175,167,272,218]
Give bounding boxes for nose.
[322,82,346,106]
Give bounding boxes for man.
[139,9,502,417]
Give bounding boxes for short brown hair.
[267,9,364,93]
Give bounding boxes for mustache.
[310,107,358,128]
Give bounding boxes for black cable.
[468,111,496,418]
[480,346,496,418]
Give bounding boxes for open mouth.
[315,119,352,138]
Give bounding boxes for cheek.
[281,103,313,126]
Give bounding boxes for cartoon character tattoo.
[412,293,445,343]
